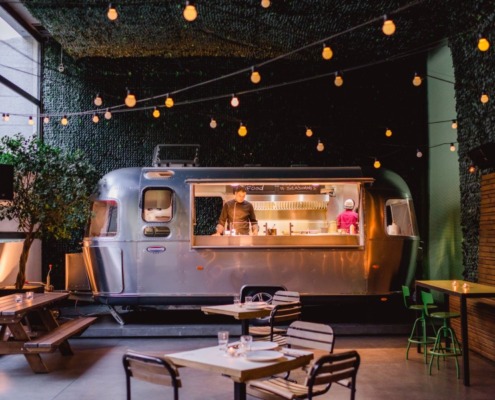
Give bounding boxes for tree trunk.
[15,234,34,290]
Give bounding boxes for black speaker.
[0,164,14,200]
[468,143,495,169]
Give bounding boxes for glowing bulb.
[238,123,248,137]
[481,92,489,103]
[305,127,313,137]
[94,94,103,106]
[104,109,112,120]
[125,90,137,107]
[382,16,396,36]
[28,116,34,126]
[92,114,99,123]
[385,128,392,137]
[210,118,217,128]
[165,96,174,108]
[43,116,49,124]
[374,159,381,169]
[450,143,456,152]
[261,0,271,8]
[61,115,68,126]
[452,120,458,129]
[334,73,343,87]
[322,45,333,60]
[231,95,239,107]
[152,107,160,118]
[316,140,324,152]
[469,165,476,174]
[250,70,261,84]
[4,113,9,122]
[412,73,422,86]
[183,1,197,22]
[478,37,490,52]
[107,4,118,21]
[416,149,423,158]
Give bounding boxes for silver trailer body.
[83,166,419,305]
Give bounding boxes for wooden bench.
[24,316,96,353]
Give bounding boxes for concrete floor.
[1,332,495,400]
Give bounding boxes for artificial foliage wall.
[40,41,428,289]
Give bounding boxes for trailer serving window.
[385,199,417,236]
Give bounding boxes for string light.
[3,113,9,122]
[28,116,34,125]
[450,143,456,152]
[478,36,490,52]
[43,116,49,124]
[261,0,271,8]
[451,120,458,129]
[385,128,392,137]
[94,94,103,106]
[250,69,261,84]
[92,114,99,123]
[238,123,247,137]
[322,44,333,60]
[61,115,68,126]
[481,92,489,104]
[152,107,160,118]
[125,90,137,107]
[165,96,174,108]
[183,1,197,22]
[382,15,396,36]
[373,158,381,168]
[305,127,313,137]
[316,140,324,152]
[231,95,240,107]
[334,73,344,87]
[104,109,112,120]
[107,3,118,21]
[209,118,217,128]
[412,73,422,86]
[416,149,423,158]
[468,165,476,174]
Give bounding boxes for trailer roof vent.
[152,144,200,167]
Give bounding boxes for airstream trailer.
[83,154,419,308]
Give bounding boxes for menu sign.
[244,184,321,194]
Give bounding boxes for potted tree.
[0,134,99,290]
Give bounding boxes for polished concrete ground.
[1,327,495,400]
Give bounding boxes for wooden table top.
[0,292,69,316]
[416,280,495,298]
[201,303,274,320]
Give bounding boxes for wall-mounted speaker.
[468,143,495,169]
[0,164,14,200]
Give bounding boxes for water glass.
[240,335,253,355]
[14,294,23,303]
[217,331,229,352]
[25,291,34,300]
[245,296,253,304]
[233,294,240,306]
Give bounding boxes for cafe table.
[166,344,313,400]
[201,303,273,335]
[415,279,495,386]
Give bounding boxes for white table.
[166,344,313,400]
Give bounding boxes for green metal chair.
[421,291,462,378]
[402,285,437,363]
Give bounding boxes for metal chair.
[248,350,361,400]
[402,285,437,363]
[421,291,462,378]
[123,350,181,400]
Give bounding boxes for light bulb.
[261,0,271,8]
[305,127,313,137]
[94,94,103,106]
[92,114,99,123]
[469,165,476,174]
[316,140,324,152]
[125,90,137,107]
[412,73,422,86]
[43,116,50,124]
[478,37,490,52]
[382,16,396,36]
[416,149,423,158]
[165,96,174,108]
[152,107,160,118]
[334,73,343,87]
[373,159,381,169]
[250,70,261,84]
[107,4,118,21]
[385,128,392,137]
[450,143,456,152]
[322,45,333,60]
[452,120,458,129]
[4,113,9,122]
[183,1,197,22]
[104,109,112,120]
[481,92,489,103]
[61,115,68,126]
[1,113,5,121]
[210,118,217,129]
[28,116,34,126]
[238,123,248,137]
[231,95,239,107]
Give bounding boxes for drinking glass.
[233,294,240,306]
[240,335,253,355]
[25,291,34,300]
[217,331,229,352]
[245,296,253,305]
[14,294,23,303]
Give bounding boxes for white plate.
[246,350,284,362]
[245,302,268,310]
[250,341,279,351]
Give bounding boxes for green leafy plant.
[0,134,99,289]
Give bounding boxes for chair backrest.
[271,290,300,305]
[421,291,434,316]
[123,350,181,400]
[240,284,287,302]
[401,285,412,308]
[286,321,335,352]
[306,350,361,400]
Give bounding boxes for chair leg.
[427,322,461,378]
